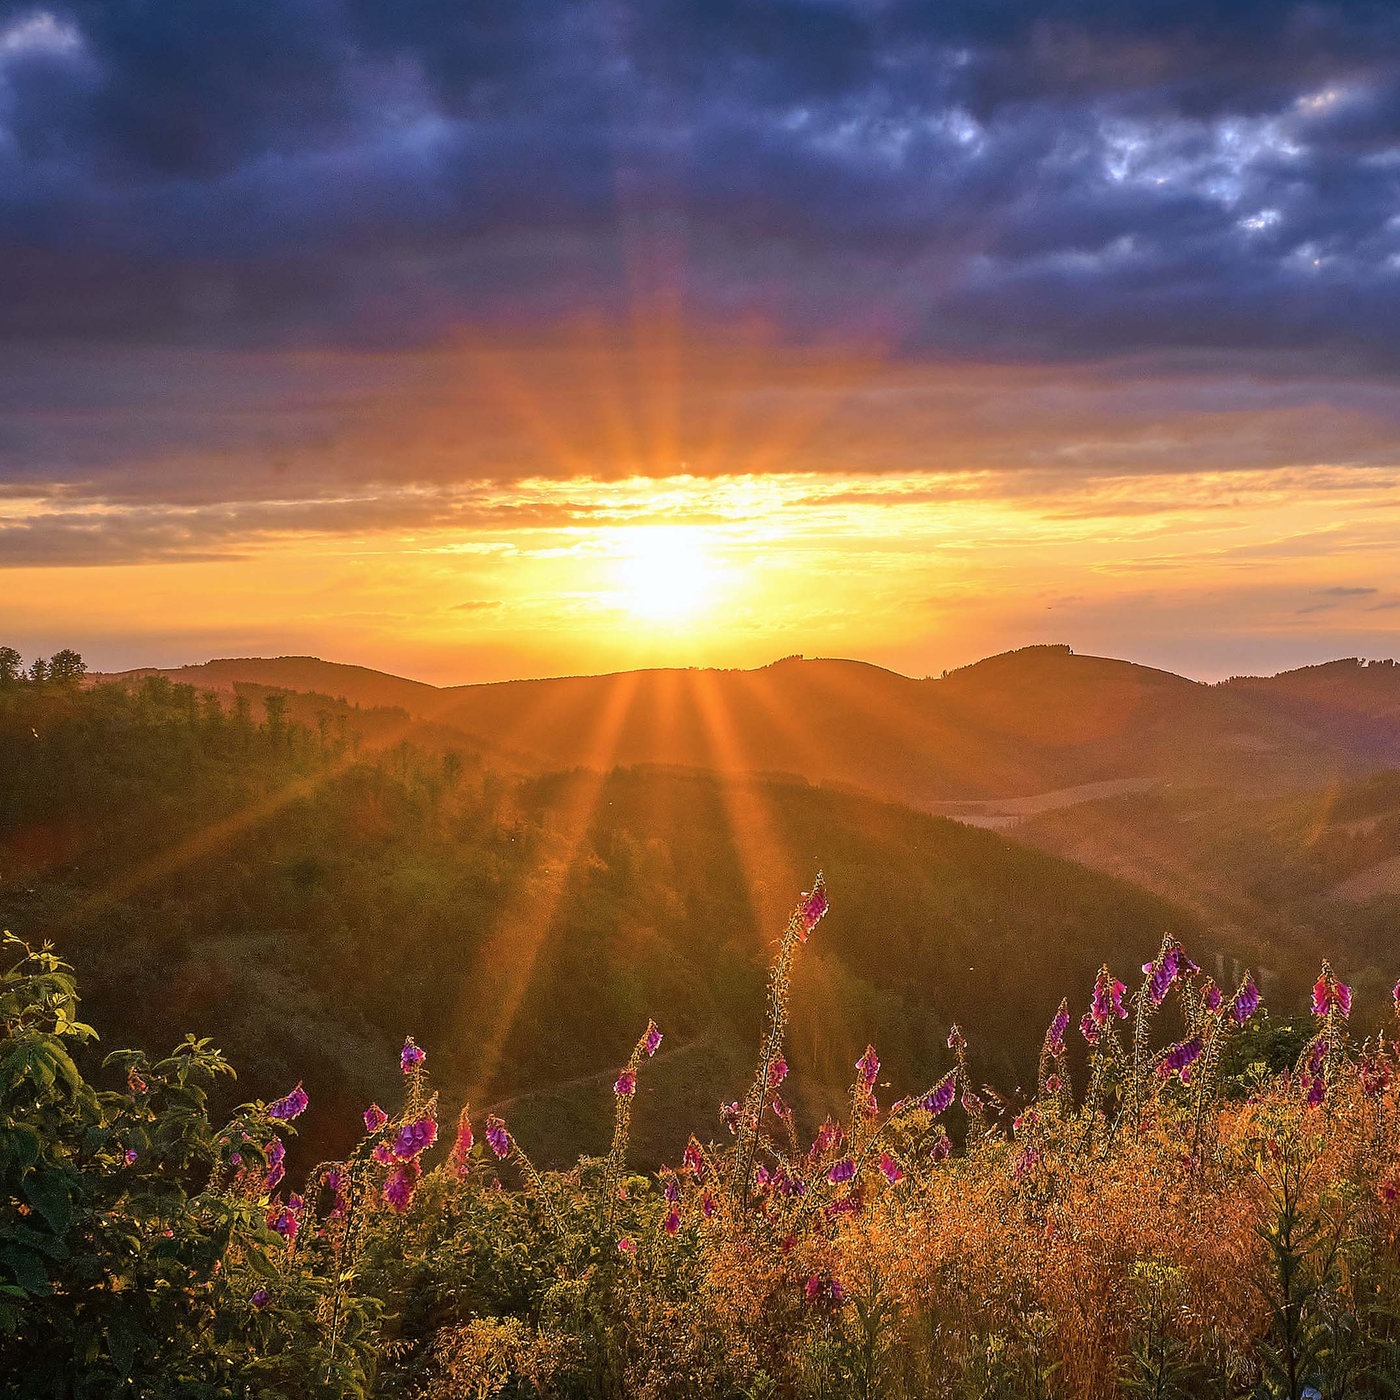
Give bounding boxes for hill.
[2,674,1221,1168]
[94,644,1400,812]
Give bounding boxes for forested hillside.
[2,666,1221,1169]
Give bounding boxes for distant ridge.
[92,644,1400,809]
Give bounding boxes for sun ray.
[457,669,643,1106]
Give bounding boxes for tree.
[0,646,21,686]
[46,649,86,685]
[27,657,47,684]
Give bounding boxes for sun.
[614,526,718,622]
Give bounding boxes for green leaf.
[0,1242,50,1295]
[22,1169,73,1235]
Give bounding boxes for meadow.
[7,870,1400,1399]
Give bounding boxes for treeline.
[0,645,87,686]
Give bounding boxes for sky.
[3,0,1400,683]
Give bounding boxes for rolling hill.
[93,645,1400,814]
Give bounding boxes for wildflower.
[1045,999,1070,1055]
[364,1103,388,1133]
[230,1152,242,1166]
[448,1107,474,1175]
[251,1288,269,1310]
[754,1163,771,1187]
[617,1237,636,1255]
[826,1194,861,1217]
[768,1055,788,1088]
[1144,947,1181,1006]
[393,1115,438,1160]
[856,1045,880,1087]
[485,1116,511,1159]
[267,1083,308,1122]
[682,1139,705,1176]
[1080,1012,1100,1045]
[614,1069,636,1097]
[267,1199,300,1247]
[961,1089,983,1115]
[384,1158,420,1213]
[878,1152,903,1184]
[1307,1038,1329,1078]
[772,1091,793,1120]
[663,1173,680,1203]
[828,1158,856,1184]
[797,877,828,940]
[1393,978,1400,1014]
[1306,1077,1326,1108]
[701,1191,715,1219]
[720,1100,741,1133]
[127,1066,147,1094]
[400,1036,426,1073]
[1091,966,1128,1025]
[1013,1145,1040,1181]
[663,1208,680,1234]
[804,1273,844,1308]
[1203,982,1223,1012]
[930,1133,952,1162]
[372,1142,395,1166]
[263,1139,286,1191]
[1312,964,1352,1019]
[1045,1073,1062,1094]
[1232,977,1260,1024]
[947,1025,967,1053]
[1360,1056,1391,1098]
[1159,1036,1203,1079]
[123,1148,138,1165]
[643,1021,663,1056]
[922,1072,957,1117]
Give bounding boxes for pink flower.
[922,1072,956,1116]
[828,1158,855,1184]
[797,877,828,940]
[384,1158,420,1213]
[250,1288,269,1310]
[768,1056,788,1088]
[1232,976,1260,1024]
[856,1045,880,1087]
[930,1133,951,1162]
[701,1191,715,1219]
[123,1148,138,1165]
[1045,1000,1070,1055]
[663,1209,680,1235]
[400,1037,426,1074]
[1045,1074,1062,1094]
[947,1025,966,1053]
[614,1069,636,1097]
[643,1021,663,1056]
[449,1107,474,1175]
[682,1139,705,1176]
[617,1237,636,1255]
[364,1104,388,1133]
[267,1083,308,1121]
[485,1116,511,1159]
[1312,965,1352,1019]
[372,1142,395,1166]
[878,1152,903,1184]
[393,1115,438,1160]
[1306,1076,1326,1108]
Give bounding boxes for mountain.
[94,645,1400,815]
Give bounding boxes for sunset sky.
[3,0,1400,682]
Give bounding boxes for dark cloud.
[0,0,1396,356]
